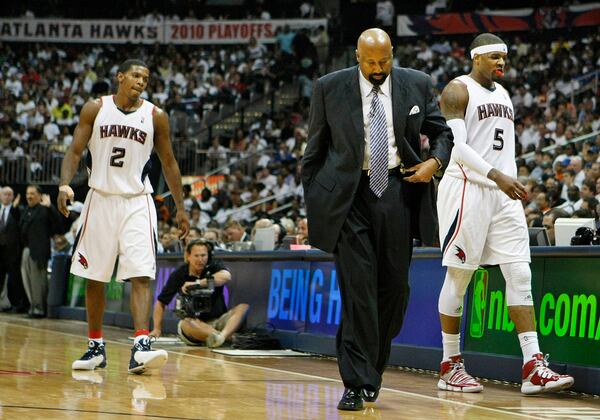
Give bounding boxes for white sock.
[442,332,461,360]
[518,332,540,363]
[134,334,149,344]
[90,338,103,345]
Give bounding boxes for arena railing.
[170,144,276,177]
[519,130,599,161]
[0,142,89,186]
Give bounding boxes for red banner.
[397,5,600,37]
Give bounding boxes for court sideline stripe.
[8,321,538,419]
[0,405,203,419]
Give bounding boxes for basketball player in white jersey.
[436,34,574,395]
[57,59,190,374]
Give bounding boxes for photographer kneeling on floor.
[150,239,249,348]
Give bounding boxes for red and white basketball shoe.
[521,353,574,395]
[438,355,484,393]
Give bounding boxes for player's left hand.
[404,158,439,183]
[176,210,190,240]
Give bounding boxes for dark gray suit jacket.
[301,66,453,252]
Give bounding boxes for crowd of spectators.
[159,29,600,250]
[0,23,329,182]
[1,25,599,254]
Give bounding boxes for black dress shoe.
[337,388,363,411]
[361,387,379,402]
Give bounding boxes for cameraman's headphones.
[186,238,214,262]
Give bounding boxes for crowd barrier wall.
[50,246,600,394]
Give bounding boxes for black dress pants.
[333,171,412,390]
[0,247,28,311]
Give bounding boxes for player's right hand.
[492,171,527,201]
[57,185,75,217]
[176,210,190,240]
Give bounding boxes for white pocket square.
[409,105,420,115]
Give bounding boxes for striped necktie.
[369,86,388,197]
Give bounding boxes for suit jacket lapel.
[391,68,416,163]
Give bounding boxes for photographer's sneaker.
[128,336,168,374]
[521,353,574,395]
[206,332,225,348]
[438,355,483,393]
[72,340,107,370]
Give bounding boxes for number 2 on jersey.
[493,128,504,151]
[110,147,126,167]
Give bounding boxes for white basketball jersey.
[444,75,516,188]
[88,95,155,195]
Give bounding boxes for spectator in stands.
[556,186,579,215]
[535,192,552,215]
[186,226,202,242]
[223,220,248,244]
[19,185,62,317]
[43,115,60,142]
[574,179,597,211]
[542,209,569,246]
[311,25,330,74]
[150,239,249,348]
[296,217,309,245]
[203,228,224,249]
[375,0,395,35]
[0,186,27,313]
[182,184,198,213]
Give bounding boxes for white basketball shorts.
[70,189,158,282]
[437,175,530,270]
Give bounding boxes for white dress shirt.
[359,69,400,170]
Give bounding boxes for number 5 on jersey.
[493,128,504,151]
[110,147,126,167]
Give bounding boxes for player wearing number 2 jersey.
[57,59,190,375]
[435,34,573,395]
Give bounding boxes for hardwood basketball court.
[0,314,597,419]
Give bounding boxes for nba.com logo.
[469,269,488,338]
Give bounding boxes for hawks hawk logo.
[78,252,89,269]
[454,245,466,264]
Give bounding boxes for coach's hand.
[487,169,527,200]
[404,158,439,183]
[176,210,190,240]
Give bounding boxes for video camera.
[570,227,600,246]
[174,273,215,319]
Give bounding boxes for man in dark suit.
[20,185,62,317]
[0,186,27,313]
[302,28,453,410]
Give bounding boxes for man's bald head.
[356,28,393,86]
[357,28,391,52]
[1,186,14,206]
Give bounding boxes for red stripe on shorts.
[443,165,468,258]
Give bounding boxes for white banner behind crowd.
[0,18,327,44]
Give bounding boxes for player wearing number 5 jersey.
[436,34,573,395]
[57,59,190,375]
